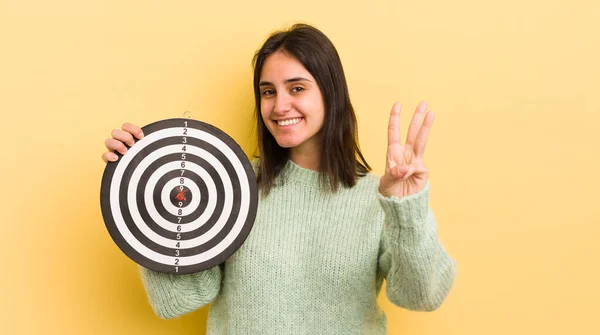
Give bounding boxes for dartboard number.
[170,123,190,273]
[179,123,188,238]
[175,140,187,273]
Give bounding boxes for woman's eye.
[262,89,275,96]
[291,87,304,93]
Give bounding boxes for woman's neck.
[289,145,321,172]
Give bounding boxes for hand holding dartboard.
[101,119,258,275]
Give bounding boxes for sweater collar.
[279,159,324,187]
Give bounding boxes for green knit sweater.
[140,160,457,334]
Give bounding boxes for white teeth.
[277,118,301,126]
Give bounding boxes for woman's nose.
[274,93,292,115]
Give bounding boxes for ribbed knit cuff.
[377,181,430,229]
[139,266,221,319]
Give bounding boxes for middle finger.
[405,101,428,146]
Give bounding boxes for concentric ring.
[100,118,258,274]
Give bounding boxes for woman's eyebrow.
[285,77,312,83]
[259,77,312,86]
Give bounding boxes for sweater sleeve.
[377,181,457,311]
[139,265,222,319]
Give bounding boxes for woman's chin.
[275,140,299,149]
[274,136,304,149]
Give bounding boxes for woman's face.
[259,51,325,154]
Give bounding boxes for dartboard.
[100,118,258,275]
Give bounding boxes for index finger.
[387,102,402,146]
[122,123,144,140]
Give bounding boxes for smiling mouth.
[276,117,303,126]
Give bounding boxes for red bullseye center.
[171,185,193,208]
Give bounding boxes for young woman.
[102,24,457,334]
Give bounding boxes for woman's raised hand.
[379,101,434,198]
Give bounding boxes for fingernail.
[110,153,119,161]
[138,131,144,139]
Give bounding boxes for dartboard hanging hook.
[183,111,191,119]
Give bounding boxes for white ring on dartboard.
[133,150,228,233]
[159,176,202,218]
[159,177,201,217]
[140,161,219,230]
[108,128,250,266]
[141,158,220,230]
[130,149,228,241]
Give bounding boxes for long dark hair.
[252,23,371,195]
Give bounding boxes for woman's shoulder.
[359,171,380,183]
[352,170,381,193]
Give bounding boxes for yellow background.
[1,0,599,334]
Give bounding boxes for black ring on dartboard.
[120,138,240,250]
[152,168,210,225]
[140,153,218,226]
[123,139,231,235]
[100,118,258,275]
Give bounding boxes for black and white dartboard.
[100,118,258,275]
